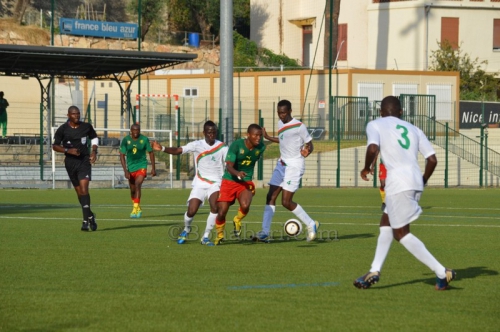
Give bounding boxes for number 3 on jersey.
[396,125,410,149]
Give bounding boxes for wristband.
[162,146,166,152]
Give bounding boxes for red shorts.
[130,168,147,179]
[217,179,256,203]
[379,163,387,180]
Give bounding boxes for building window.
[494,19,500,50]
[358,82,383,118]
[273,78,277,83]
[427,84,452,120]
[303,25,313,68]
[337,24,347,61]
[441,17,459,50]
[101,82,104,88]
[393,83,418,97]
[184,88,198,97]
[282,77,286,83]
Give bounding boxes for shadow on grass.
[371,266,498,290]
[0,203,75,215]
[153,212,186,218]
[15,321,91,332]
[100,222,178,232]
[337,233,375,240]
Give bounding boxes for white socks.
[291,204,315,227]
[184,212,193,232]
[400,233,446,278]
[203,212,217,239]
[261,205,275,235]
[370,226,393,273]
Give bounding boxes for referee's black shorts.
[64,156,92,187]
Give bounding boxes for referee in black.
[53,106,99,231]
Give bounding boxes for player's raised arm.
[152,140,183,155]
[262,127,279,143]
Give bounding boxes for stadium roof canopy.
[0,44,197,82]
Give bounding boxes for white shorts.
[268,159,303,193]
[386,190,422,229]
[187,182,221,206]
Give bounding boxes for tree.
[168,0,250,40]
[233,31,300,72]
[429,41,499,101]
[324,0,341,68]
[128,0,168,41]
[30,0,128,22]
[13,0,30,24]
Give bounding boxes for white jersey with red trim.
[277,118,312,165]
[181,139,228,188]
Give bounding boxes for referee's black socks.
[80,194,92,221]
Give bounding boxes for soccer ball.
[284,219,302,237]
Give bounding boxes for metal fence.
[1,93,499,188]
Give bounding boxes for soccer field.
[1,187,499,331]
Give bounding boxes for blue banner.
[59,18,138,39]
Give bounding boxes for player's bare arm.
[119,153,130,179]
[423,154,437,185]
[151,140,183,155]
[226,160,246,180]
[361,143,379,181]
[301,141,313,157]
[90,145,98,164]
[370,150,380,174]
[151,140,162,151]
[149,151,156,177]
[262,127,279,143]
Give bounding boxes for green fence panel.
[400,94,436,140]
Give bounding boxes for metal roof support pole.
[36,76,54,180]
[112,73,136,132]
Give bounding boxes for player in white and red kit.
[152,121,227,246]
[254,99,319,242]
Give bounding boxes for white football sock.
[400,233,446,278]
[370,226,393,272]
[291,204,315,227]
[261,205,275,235]
[184,212,193,232]
[203,212,217,238]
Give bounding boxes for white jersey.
[181,139,228,188]
[366,116,435,195]
[278,118,312,166]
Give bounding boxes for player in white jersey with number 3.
[354,95,455,290]
[152,121,228,246]
[254,99,319,242]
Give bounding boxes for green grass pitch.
[1,187,499,331]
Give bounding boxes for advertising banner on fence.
[460,101,500,129]
[59,18,138,39]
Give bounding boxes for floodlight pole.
[50,0,54,46]
[220,0,234,145]
[137,0,142,125]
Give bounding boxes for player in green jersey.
[120,124,156,218]
[214,124,266,245]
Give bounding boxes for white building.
[250,0,500,74]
